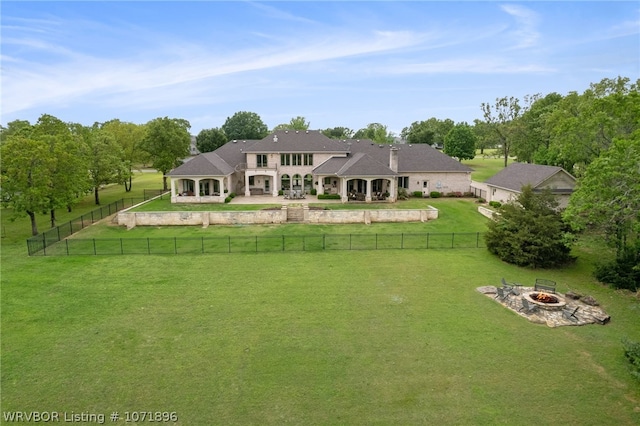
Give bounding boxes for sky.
[1,1,638,136]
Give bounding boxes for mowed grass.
[2,172,640,425]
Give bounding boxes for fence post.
[93,239,97,255]
[120,239,124,255]
[477,232,480,248]
[66,239,69,256]
[427,233,430,249]
[255,236,258,252]
[323,234,325,250]
[349,234,352,250]
[228,236,231,253]
[401,233,404,249]
[201,237,204,254]
[375,234,378,250]
[57,226,61,242]
[43,233,47,256]
[303,236,305,251]
[452,233,455,248]
[282,235,285,251]
[174,237,177,254]
[147,238,150,254]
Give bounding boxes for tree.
[83,126,126,205]
[542,77,639,175]
[512,93,562,163]
[354,123,394,144]
[142,117,191,190]
[481,97,523,167]
[0,119,32,143]
[485,186,574,268]
[195,127,227,153]
[564,132,640,289]
[471,119,494,154]
[272,116,310,131]
[444,123,476,161]
[101,119,148,192]
[321,127,354,139]
[401,118,454,147]
[221,111,269,140]
[0,135,54,235]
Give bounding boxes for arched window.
[292,174,302,189]
[281,174,290,190]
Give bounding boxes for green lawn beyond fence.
[35,232,486,255]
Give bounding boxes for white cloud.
[500,4,540,50]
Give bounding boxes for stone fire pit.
[477,286,611,328]
[522,291,566,311]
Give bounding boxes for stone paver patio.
[477,286,611,328]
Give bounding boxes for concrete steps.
[287,206,305,222]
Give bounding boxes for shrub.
[429,191,442,198]
[397,188,409,200]
[413,191,423,198]
[622,339,640,381]
[446,192,463,198]
[224,196,232,203]
[489,201,501,208]
[310,189,317,195]
[463,191,474,197]
[278,190,284,196]
[476,198,486,204]
[317,194,341,200]
[229,192,236,198]
[594,246,640,291]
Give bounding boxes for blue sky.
[2,1,638,136]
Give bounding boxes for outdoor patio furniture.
[563,306,579,320]
[535,278,556,294]
[519,298,539,314]
[495,287,512,304]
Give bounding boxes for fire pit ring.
[522,291,566,311]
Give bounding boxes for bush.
[310,189,317,195]
[229,192,236,198]
[622,339,640,381]
[317,193,341,200]
[489,201,501,208]
[594,246,640,291]
[397,188,409,200]
[224,196,232,203]
[476,198,486,204]
[429,191,441,198]
[413,191,423,198]
[446,192,463,197]
[278,190,283,196]
[463,191,474,197]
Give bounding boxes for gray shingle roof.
[245,130,349,153]
[168,151,235,176]
[485,163,575,192]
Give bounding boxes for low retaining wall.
[478,206,497,219]
[117,206,438,229]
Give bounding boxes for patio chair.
[495,287,513,305]
[519,298,539,314]
[562,306,579,321]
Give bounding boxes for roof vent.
[273,135,278,142]
[233,140,237,143]
[296,130,299,133]
[285,130,288,133]
[306,130,309,134]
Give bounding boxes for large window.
[280,154,290,166]
[398,176,409,189]
[304,154,313,166]
[281,174,290,190]
[249,176,255,186]
[292,174,302,188]
[257,154,267,168]
[292,154,302,166]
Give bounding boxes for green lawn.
[464,152,513,182]
[2,172,640,425]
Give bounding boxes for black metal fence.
[31,232,486,256]
[26,191,167,256]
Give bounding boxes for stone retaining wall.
[117,206,438,229]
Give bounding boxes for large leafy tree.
[80,126,126,205]
[512,93,562,163]
[564,132,640,289]
[481,96,523,167]
[321,127,354,139]
[31,115,90,226]
[354,123,394,144]
[101,119,148,192]
[401,118,454,147]
[142,117,191,190]
[0,135,54,235]
[195,127,227,153]
[272,116,310,131]
[0,119,32,143]
[542,77,639,175]
[485,186,574,268]
[221,111,269,140]
[444,123,476,161]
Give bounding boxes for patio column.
[194,178,201,200]
[244,173,251,197]
[365,178,372,203]
[341,178,348,203]
[389,177,397,202]
[170,178,176,197]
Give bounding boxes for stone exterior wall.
[117,207,438,229]
[402,172,471,195]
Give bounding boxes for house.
[168,130,472,203]
[481,163,576,208]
